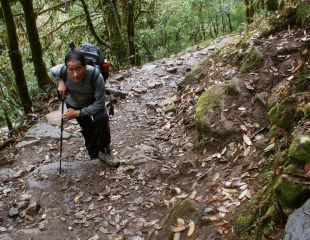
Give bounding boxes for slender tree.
[0,0,32,114]
[20,0,54,90]
[80,0,111,49]
[102,0,128,66]
[244,0,254,24]
[127,0,137,65]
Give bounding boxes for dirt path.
[0,36,238,240]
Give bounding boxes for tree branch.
[40,15,83,39]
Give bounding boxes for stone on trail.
[45,110,62,126]
[25,123,71,139]
[8,207,19,218]
[15,139,39,148]
[166,67,178,73]
[0,234,13,240]
[142,64,158,71]
[0,168,16,182]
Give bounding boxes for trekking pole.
[57,91,65,174]
[59,97,65,173]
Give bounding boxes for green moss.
[304,103,310,119]
[288,132,310,163]
[268,95,299,131]
[195,86,222,127]
[284,163,299,173]
[236,214,254,229]
[225,83,240,96]
[240,47,265,74]
[273,174,310,208]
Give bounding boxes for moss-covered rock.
[196,85,222,125]
[162,199,202,226]
[273,174,310,208]
[268,94,300,132]
[240,47,265,74]
[153,199,203,240]
[195,78,250,140]
[236,213,254,229]
[288,131,310,163]
[224,82,241,96]
[195,85,236,138]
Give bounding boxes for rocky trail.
[0,34,271,240]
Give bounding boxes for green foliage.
[296,1,310,26]
[137,0,246,62]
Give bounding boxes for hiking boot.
[99,148,120,168]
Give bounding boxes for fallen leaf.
[177,218,185,226]
[74,192,83,203]
[243,134,252,146]
[187,221,195,237]
[305,162,310,176]
[173,232,181,240]
[174,187,181,194]
[110,195,122,201]
[172,225,187,232]
[239,189,248,200]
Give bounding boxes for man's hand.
[62,108,80,120]
[58,80,67,99]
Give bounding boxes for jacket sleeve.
[80,72,106,116]
[50,64,65,82]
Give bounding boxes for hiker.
[50,49,120,168]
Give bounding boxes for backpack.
[78,43,109,81]
[66,42,109,81]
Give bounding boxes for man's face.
[66,60,87,83]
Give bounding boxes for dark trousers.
[67,103,111,158]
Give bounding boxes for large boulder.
[285,198,310,240]
[195,78,245,139]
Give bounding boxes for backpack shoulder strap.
[60,64,67,82]
[90,67,101,90]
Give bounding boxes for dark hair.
[64,50,86,66]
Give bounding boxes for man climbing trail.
[50,50,120,168]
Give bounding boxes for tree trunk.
[226,12,233,32]
[103,0,128,66]
[0,0,32,114]
[265,0,279,11]
[219,0,226,34]
[20,0,53,91]
[244,0,254,24]
[127,0,137,65]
